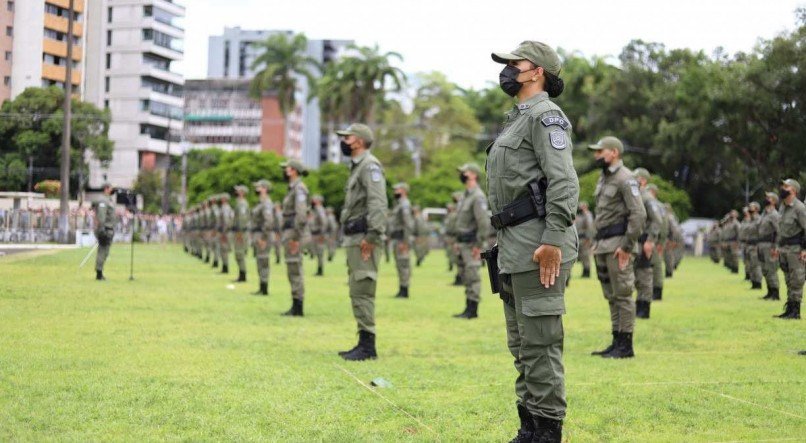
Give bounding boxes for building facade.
[84,0,185,188]
[2,0,86,103]
[206,27,351,168]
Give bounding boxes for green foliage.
[133,169,180,214]
[578,169,693,221]
[249,33,320,117]
[305,162,350,212]
[406,146,482,208]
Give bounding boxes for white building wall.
[9,1,45,97]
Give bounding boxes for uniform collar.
[606,160,624,175]
[288,177,301,188]
[515,92,549,114]
[351,151,369,167]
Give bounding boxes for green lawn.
[1,244,804,441]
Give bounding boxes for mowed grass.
[0,244,804,442]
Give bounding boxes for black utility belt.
[756,234,775,243]
[230,228,247,232]
[344,217,368,235]
[746,240,758,245]
[389,230,404,240]
[780,234,804,246]
[282,220,295,230]
[311,230,323,235]
[638,233,649,243]
[723,237,737,242]
[490,195,543,230]
[456,231,477,243]
[595,221,628,240]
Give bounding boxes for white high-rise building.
[84,0,184,188]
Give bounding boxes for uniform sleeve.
[472,193,491,247]
[643,199,662,243]
[530,112,579,248]
[620,179,647,252]
[262,203,274,233]
[363,162,388,245]
[799,206,806,247]
[401,201,415,239]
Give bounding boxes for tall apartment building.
[1,0,86,103]
[84,0,185,188]
[206,27,351,168]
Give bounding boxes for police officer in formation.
[210,195,222,269]
[758,192,781,300]
[336,123,387,361]
[412,205,431,266]
[772,179,805,319]
[325,206,339,262]
[647,184,669,300]
[309,195,328,276]
[389,182,414,299]
[488,41,578,442]
[721,210,741,274]
[452,163,490,319]
[663,201,684,277]
[218,193,234,274]
[231,185,251,283]
[743,202,764,290]
[574,201,594,278]
[251,180,275,296]
[280,160,310,317]
[94,183,117,281]
[589,136,646,359]
[631,168,663,318]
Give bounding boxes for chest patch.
[549,130,567,150]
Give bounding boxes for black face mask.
[283,171,291,182]
[394,193,402,200]
[459,173,468,184]
[594,158,608,170]
[499,65,526,97]
[766,199,774,207]
[779,188,790,200]
[340,141,353,156]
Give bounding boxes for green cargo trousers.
[283,232,304,300]
[253,232,271,284]
[459,244,481,302]
[346,244,381,334]
[393,240,411,287]
[634,246,653,302]
[595,252,636,333]
[501,265,569,422]
[757,243,779,290]
[779,246,804,303]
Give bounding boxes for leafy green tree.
[249,33,320,116]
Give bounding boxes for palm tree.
[249,33,320,117]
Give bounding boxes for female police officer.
[486,41,579,443]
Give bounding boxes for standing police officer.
[758,192,781,300]
[336,123,387,361]
[488,41,578,442]
[647,184,668,300]
[94,183,117,280]
[453,163,490,319]
[575,201,595,278]
[589,136,646,358]
[218,194,234,274]
[632,168,663,319]
[251,180,275,296]
[771,179,805,319]
[722,211,741,274]
[210,195,222,269]
[310,195,328,276]
[746,202,763,290]
[413,205,431,266]
[280,160,310,317]
[232,185,251,283]
[390,182,414,299]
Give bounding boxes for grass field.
[1,244,804,442]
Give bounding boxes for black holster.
[481,244,500,294]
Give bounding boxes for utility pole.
[161,113,172,214]
[58,0,75,244]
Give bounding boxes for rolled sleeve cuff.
[620,237,634,252]
[541,229,566,248]
[365,231,382,245]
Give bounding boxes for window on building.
[5,26,11,37]
[107,6,112,23]
[105,53,111,69]
[7,1,14,12]
[4,51,10,61]
[104,77,110,92]
[3,76,9,87]
[143,5,152,16]
[142,29,153,41]
[104,99,109,109]
[107,30,112,45]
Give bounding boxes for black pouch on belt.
[480,244,500,294]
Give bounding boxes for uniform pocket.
[522,295,565,317]
[499,134,524,177]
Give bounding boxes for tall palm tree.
[249,33,320,117]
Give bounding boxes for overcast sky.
[178,0,804,89]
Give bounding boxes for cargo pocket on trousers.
[351,270,377,282]
[522,295,565,317]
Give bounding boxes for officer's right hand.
[533,244,562,288]
[643,241,654,259]
[360,239,375,261]
[770,248,779,260]
[613,247,631,270]
[289,240,300,255]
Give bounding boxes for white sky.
[178,0,804,89]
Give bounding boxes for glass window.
[5,26,11,37]
[7,1,14,12]
[107,6,112,23]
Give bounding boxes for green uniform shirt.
[310,205,327,235]
[282,178,309,241]
[95,194,116,232]
[389,197,415,240]
[454,185,491,248]
[592,161,646,254]
[341,151,388,246]
[486,92,579,273]
[639,188,663,243]
[252,197,275,234]
[414,213,430,236]
[575,210,595,240]
[757,207,780,242]
[234,198,250,231]
[220,203,233,231]
[444,209,458,237]
[720,219,740,242]
[212,205,221,232]
[776,198,806,249]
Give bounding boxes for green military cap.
[336,123,375,144]
[765,191,779,202]
[781,178,801,194]
[451,191,464,201]
[588,136,624,154]
[633,167,651,180]
[645,183,659,192]
[447,203,456,210]
[749,201,760,211]
[491,41,562,76]
[220,193,231,200]
[458,163,483,175]
[393,182,410,192]
[234,185,248,194]
[579,200,589,207]
[253,179,272,190]
[280,159,309,176]
[729,209,739,217]
[312,194,324,202]
[742,206,749,213]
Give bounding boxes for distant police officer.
[746,202,763,290]
[310,195,328,276]
[251,179,275,296]
[575,201,595,278]
[326,206,339,262]
[390,183,415,298]
[488,41,579,442]
[647,184,668,300]
[218,193,234,274]
[336,123,387,361]
[721,211,741,274]
[94,183,117,280]
[210,194,222,269]
[589,136,646,358]
[771,179,805,319]
[232,185,251,283]
[412,205,431,266]
[280,160,310,316]
[707,223,722,264]
[632,168,663,319]
[453,163,490,319]
[758,192,781,300]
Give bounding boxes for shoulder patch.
[627,179,640,197]
[549,129,567,150]
[296,193,307,203]
[369,164,383,183]
[541,115,569,129]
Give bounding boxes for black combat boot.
[282,299,303,317]
[233,270,246,282]
[295,299,304,316]
[635,300,648,319]
[581,268,591,278]
[603,332,635,359]
[212,259,218,268]
[508,404,535,443]
[751,281,762,290]
[783,301,801,319]
[744,272,750,281]
[762,287,780,300]
[205,254,210,263]
[465,300,478,319]
[731,267,739,274]
[221,264,229,274]
[644,301,651,319]
[342,330,377,361]
[652,287,663,301]
[395,286,409,298]
[533,416,563,443]
[775,302,793,318]
[275,256,280,264]
[666,269,673,278]
[252,282,268,296]
[96,270,105,281]
[453,274,463,286]
[338,334,361,357]
[316,265,323,276]
[453,299,470,318]
[591,331,617,356]
[416,257,423,267]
